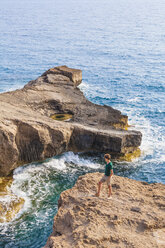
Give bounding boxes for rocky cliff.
[0,66,142,176]
[44,173,165,248]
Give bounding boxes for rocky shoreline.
[44,172,165,248]
[0,66,142,177]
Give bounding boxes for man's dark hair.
[104,154,111,160]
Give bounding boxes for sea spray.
[0,152,103,247]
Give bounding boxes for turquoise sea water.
[0,0,165,247]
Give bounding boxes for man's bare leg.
[108,185,112,197]
[96,181,102,197]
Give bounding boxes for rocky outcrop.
[44,173,165,248]
[0,66,142,176]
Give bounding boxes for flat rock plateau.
[0,65,142,177]
[44,172,165,248]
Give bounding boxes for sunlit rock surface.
[0,66,142,176]
[44,172,165,248]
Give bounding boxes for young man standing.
[96,154,113,197]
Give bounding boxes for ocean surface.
[0,0,165,247]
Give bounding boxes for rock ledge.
[0,66,142,176]
[44,173,165,248]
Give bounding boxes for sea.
[0,0,165,247]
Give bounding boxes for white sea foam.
[60,152,101,169]
[127,97,142,102]
[78,81,89,91]
[3,152,101,222]
[118,106,165,167]
[2,84,23,93]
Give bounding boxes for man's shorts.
[100,175,113,186]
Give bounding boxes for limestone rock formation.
[0,66,142,176]
[44,173,165,248]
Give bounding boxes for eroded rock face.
[0,66,142,176]
[44,173,165,248]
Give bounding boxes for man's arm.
[109,169,113,177]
